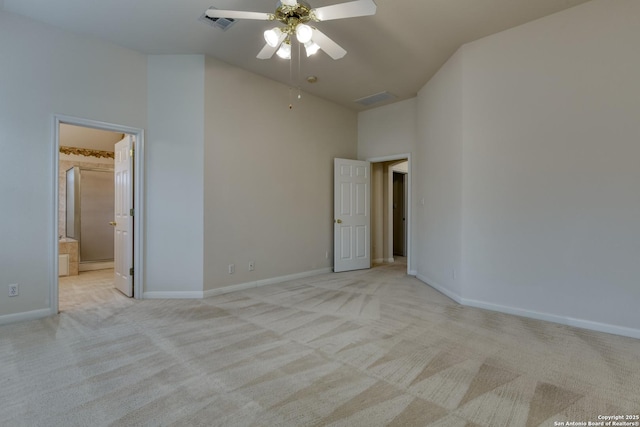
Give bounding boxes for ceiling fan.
[205,0,377,60]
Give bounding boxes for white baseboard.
[461,297,640,340]
[142,291,204,299]
[416,273,463,304]
[143,268,332,299]
[79,261,114,272]
[0,308,53,326]
[204,267,332,298]
[415,274,640,340]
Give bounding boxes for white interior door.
[114,135,133,297]
[334,158,371,272]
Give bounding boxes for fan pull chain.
[288,43,296,109]
[288,50,293,109]
[297,42,302,100]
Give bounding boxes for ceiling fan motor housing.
[275,1,317,34]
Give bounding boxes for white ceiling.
[3,0,591,111]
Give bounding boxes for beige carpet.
[1,264,639,426]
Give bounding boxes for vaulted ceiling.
[3,0,591,110]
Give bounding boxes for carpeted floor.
[1,264,639,426]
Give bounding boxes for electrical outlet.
[248,261,255,271]
[8,284,18,297]
[228,264,235,274]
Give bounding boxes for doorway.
[52,115,145,315]
[368,154,411,274]
[393,171,407,257]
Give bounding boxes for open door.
[114,135,134,297]
[334,158,371,272]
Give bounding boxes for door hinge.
[130,208,134,216]
[129,148,134,158]
[129,267,134,276]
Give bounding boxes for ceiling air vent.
[199,8,236,31]
[354,91,396,107]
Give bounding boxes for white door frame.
[367,153,413,276]
[51,114,145,314]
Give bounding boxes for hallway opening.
[368,155,411,274]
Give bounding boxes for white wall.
[145,55,205,296]
[361,0,640,337]
[358,98,417,272]
[0,10,147,321]
[203,57,357,291]
[0,7,358,320]
[357,98,417,160]
[0,8,358,320]
[415,50,464,299]
[460,0,640,334]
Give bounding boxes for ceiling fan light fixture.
[204,0,377,85]
[264,27,284,47]
[295,24,313,43]
[276,42,291,59]
[304,40,320,57]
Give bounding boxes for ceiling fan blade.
[311,28,347,60]
[257,33,287,59]
[257,43,278,60]
[312,0,376,22]
[205,9,273,20]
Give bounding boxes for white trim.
[416,273,463,304]
[79,261,114,272]
[0,309,52,326]
[143,291,204,299]
[204,282,258,298]
[52,115,145,315]
[51,123,60,312]
[367,153,412,163]
[366,153,412,276]
[461,298,640,340]
[415,274,640,340]
[142,268,333,300]
[204,268,333,298]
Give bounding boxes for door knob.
[335,219,342,224]
[109,221,117,226]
